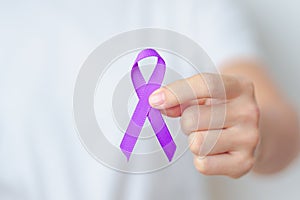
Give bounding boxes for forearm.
[220,59,300,174]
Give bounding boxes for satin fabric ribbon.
[120,49,177,161]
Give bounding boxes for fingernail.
[149,90,165,106]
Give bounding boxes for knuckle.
[241,79,255,95]
[194,157,211,175]
[241,156,255,174]
[230,155,255,178]
[189,142,199,155]
[195,73,208,84]
[180,106,198,134]
[248,103,260,122]
[238,103,260,125]
[195,73,214,95]
[188,74,203,88]
[189,132,204,155]
[240,128,260,149]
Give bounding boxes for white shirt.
[0,0,258,199]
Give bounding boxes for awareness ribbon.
[120,49,177,161]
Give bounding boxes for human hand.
[149,73,260,178]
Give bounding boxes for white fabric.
[0,0,258,199]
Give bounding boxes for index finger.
[149,73,242,109]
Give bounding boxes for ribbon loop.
[120,49,177,161]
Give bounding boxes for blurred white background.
[0,0,299,199]
[208,0,300,199]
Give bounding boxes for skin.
[149,59,300,178]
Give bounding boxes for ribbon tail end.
[121,149,132,161]
[163,142,177,162]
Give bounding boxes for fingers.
[149,73,243,109]
[189,127,259,178]
[188,127,258,156]
[188,130,232,156]
[147,73,259,178]
[180,103,228,133]
[193,153,255,178]
[161,99,207,118]
[179,97,259,134]
[160,106,182,118]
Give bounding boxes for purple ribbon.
[120,49,177,161]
